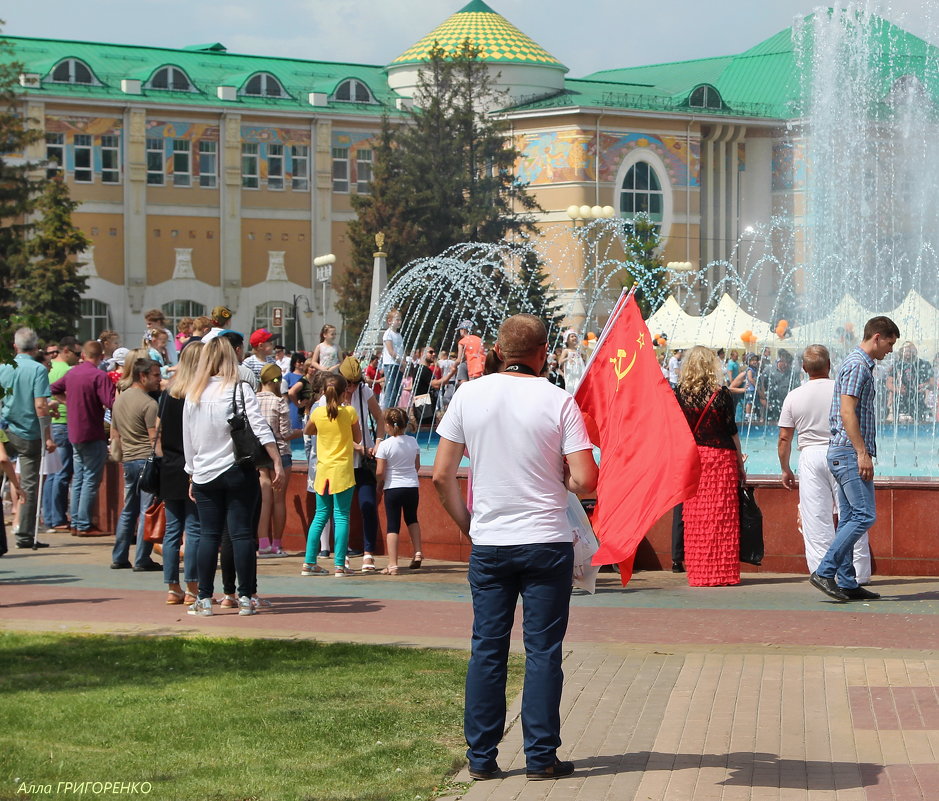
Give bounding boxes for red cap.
[249,328,276,348]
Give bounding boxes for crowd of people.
[0,306,514,614]
[663,337,939,426]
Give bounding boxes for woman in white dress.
[558,330,585,393]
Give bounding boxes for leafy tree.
[338,39,541,340]
[508,250,565,336]
[620,213,668,317]
[339,119,420,338]
[16,175,89,341]
[0,24,45,356]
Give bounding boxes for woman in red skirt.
[675,346,747,586]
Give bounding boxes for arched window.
[254,301,303,351]
[147,66,195,92]
[689,84,724,110]
[242,73,287,98]
[162,300,207,335]
[50,59,97,85]
[78,299,111,343]
[333,79,375,103]
[620,160,664,224]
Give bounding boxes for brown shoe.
[74,527,109,537]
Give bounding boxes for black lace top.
[676,386,738,450]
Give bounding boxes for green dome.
[390,0,566,71]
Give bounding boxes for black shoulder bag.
[138,392,167,495]
[228,381,274,469]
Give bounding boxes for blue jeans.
[163,497,200,586]
[70,440,107,531]
[819,445,876,589]
[304,486,354,568]
[356,481,378,553]
[193,463,260,600]
[42,423,72,527]
[465,542,574,772]
[112,459,154,568]
[381,363,402,409]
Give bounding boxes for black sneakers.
[843,586,881,601]
[468,766,502,781]
[527,759,575,780]
[809,572,849,601]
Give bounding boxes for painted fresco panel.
[47,115,122,176]
[772,139,807,192]
[242,126,312,188]
[515,130,700,188]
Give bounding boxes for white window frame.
[356,148,373,194]
[161,300,207,334]
[198,140,217,188]
[171,139,191,187]
[614,148,673,239]
[267,143,284,190]
[50,58,98,85]
[73,134,93,183]
[291,145,309,191]
[79,299,111,343]
[100,134,120,184]
[242,143,259,189]
[332,147,349,193]
[333,79,375,103]
[146,137,164,185]
[242,73,287,98]
[45,133,64,179]
[147,66,196,92]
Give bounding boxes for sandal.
[361,554,377,572]
[334,566,355,577]
[380,566,399,575]
[409,552,423,570]
[166,589,186,605]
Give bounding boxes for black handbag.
[739,486,764,565]
[352,383,377,486]
[138,393,166,495]
[228,381,273,469]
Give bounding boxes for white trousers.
[798,445,871,583]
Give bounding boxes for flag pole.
[579,287,634,380]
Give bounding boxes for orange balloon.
[740,330,753,344]
[775,319,788,339]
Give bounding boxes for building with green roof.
[5,3,937,340]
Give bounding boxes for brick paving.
[2,532,939,800]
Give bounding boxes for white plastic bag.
[568,493,600,594]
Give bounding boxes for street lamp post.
[566,205,616,331]
[313,253,336,320]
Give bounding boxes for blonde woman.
[158,341,203,604]
[183,338,284,616]
[675,345,746,587]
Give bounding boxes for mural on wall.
[146,121,219,141]
[333,131,377,191]
[772,139,807,192]
[47,115,121,138]
[241,126,310,146]
[515,130,700,187]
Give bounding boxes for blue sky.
[3,0,934,77]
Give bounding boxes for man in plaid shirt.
[810,316,899,602]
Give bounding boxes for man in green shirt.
[42,337,80,530]
[0,328,56,549]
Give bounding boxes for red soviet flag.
[574,290,700,584]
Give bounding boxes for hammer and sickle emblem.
[610,348,637,389]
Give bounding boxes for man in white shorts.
[433,314,598,782]
[778,345,871,583]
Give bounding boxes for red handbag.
[143,500,166,543]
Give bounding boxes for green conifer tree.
[17,176,89,341]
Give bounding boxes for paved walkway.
[3,531,939,800]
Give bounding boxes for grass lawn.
[0,632,523,801]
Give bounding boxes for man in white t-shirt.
[668,348,683,387]
[381,309,405,409]
[433,314,598,782]
[778,345,871,583]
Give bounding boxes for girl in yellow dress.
[301,374,363,577]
